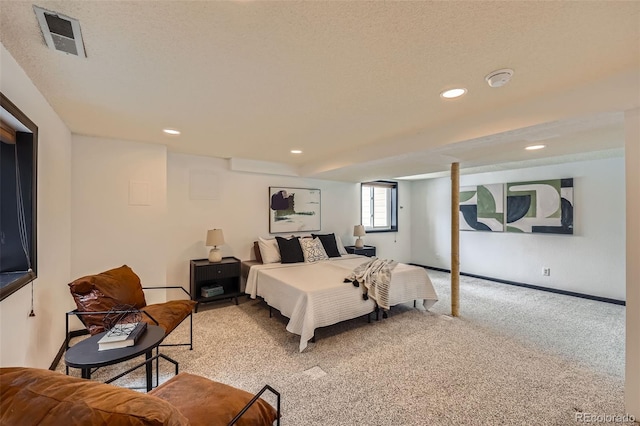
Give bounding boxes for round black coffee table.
[65,325,175,391]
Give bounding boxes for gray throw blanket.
[344,258,397,310]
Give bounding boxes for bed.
[245,251,438,352]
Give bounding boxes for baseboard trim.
[410,263,626,306]
[50,329,89,371]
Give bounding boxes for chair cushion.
[142,300,196,334]
[0,367,189,426]
[68,265,148,335]
[149,373,278,426]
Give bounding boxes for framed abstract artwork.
[506,178,574,234]
[269,187,321,233]
[460,178,574,235]
[459,184,504,232]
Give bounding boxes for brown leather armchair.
[66,265,197,351]
[1,367,280,426]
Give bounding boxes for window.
[1,92,38,301]
[360,181,398,232]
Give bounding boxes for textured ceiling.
[0,1,638,181]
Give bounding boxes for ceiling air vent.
[33,6,86,58]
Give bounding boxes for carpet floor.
[60,271,629,425]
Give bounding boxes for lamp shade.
[206,229,225,247]
[353,225,366,237]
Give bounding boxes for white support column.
[625,108,640,418]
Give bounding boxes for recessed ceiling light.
[290,149,302,154]
[163,128,180,135]
[525,144,546,151]
[440,88,467,99]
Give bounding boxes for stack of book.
[201,285,224,298]
[97,321,147,351]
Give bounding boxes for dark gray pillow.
[275,236,304,263]
[311,233,341,258]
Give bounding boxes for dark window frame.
[360,180,398,233]
[1,92,38,301]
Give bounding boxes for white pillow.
[258,237,281,264]
[335,236,348,255]
[300,238,329,263]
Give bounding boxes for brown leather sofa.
[0,367,279,426]
[67,265,197,350]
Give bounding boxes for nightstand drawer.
[193,262,240,281]
[345,245,376,257]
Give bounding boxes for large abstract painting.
[459,184,504,232]
[506,178,573,234]
[269,187,321,233]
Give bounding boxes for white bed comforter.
[246,255,438,351]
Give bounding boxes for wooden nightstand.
[344,245,376,257]
[190,257,241,312]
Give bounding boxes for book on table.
[98,321,147,351]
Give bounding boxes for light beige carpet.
[60,271,630,425]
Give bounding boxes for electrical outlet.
[543,267,551,276]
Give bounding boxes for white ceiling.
[1,1,638,182]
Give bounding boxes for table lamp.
[353,225,366,249]
[206,229,225,262]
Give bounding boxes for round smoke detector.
[485,68,514,88]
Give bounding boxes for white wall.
[0,44,72,368]
[71,135,168,303]
[166,153,412,288]
[410,156,626,301]
[624,108,639,417]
